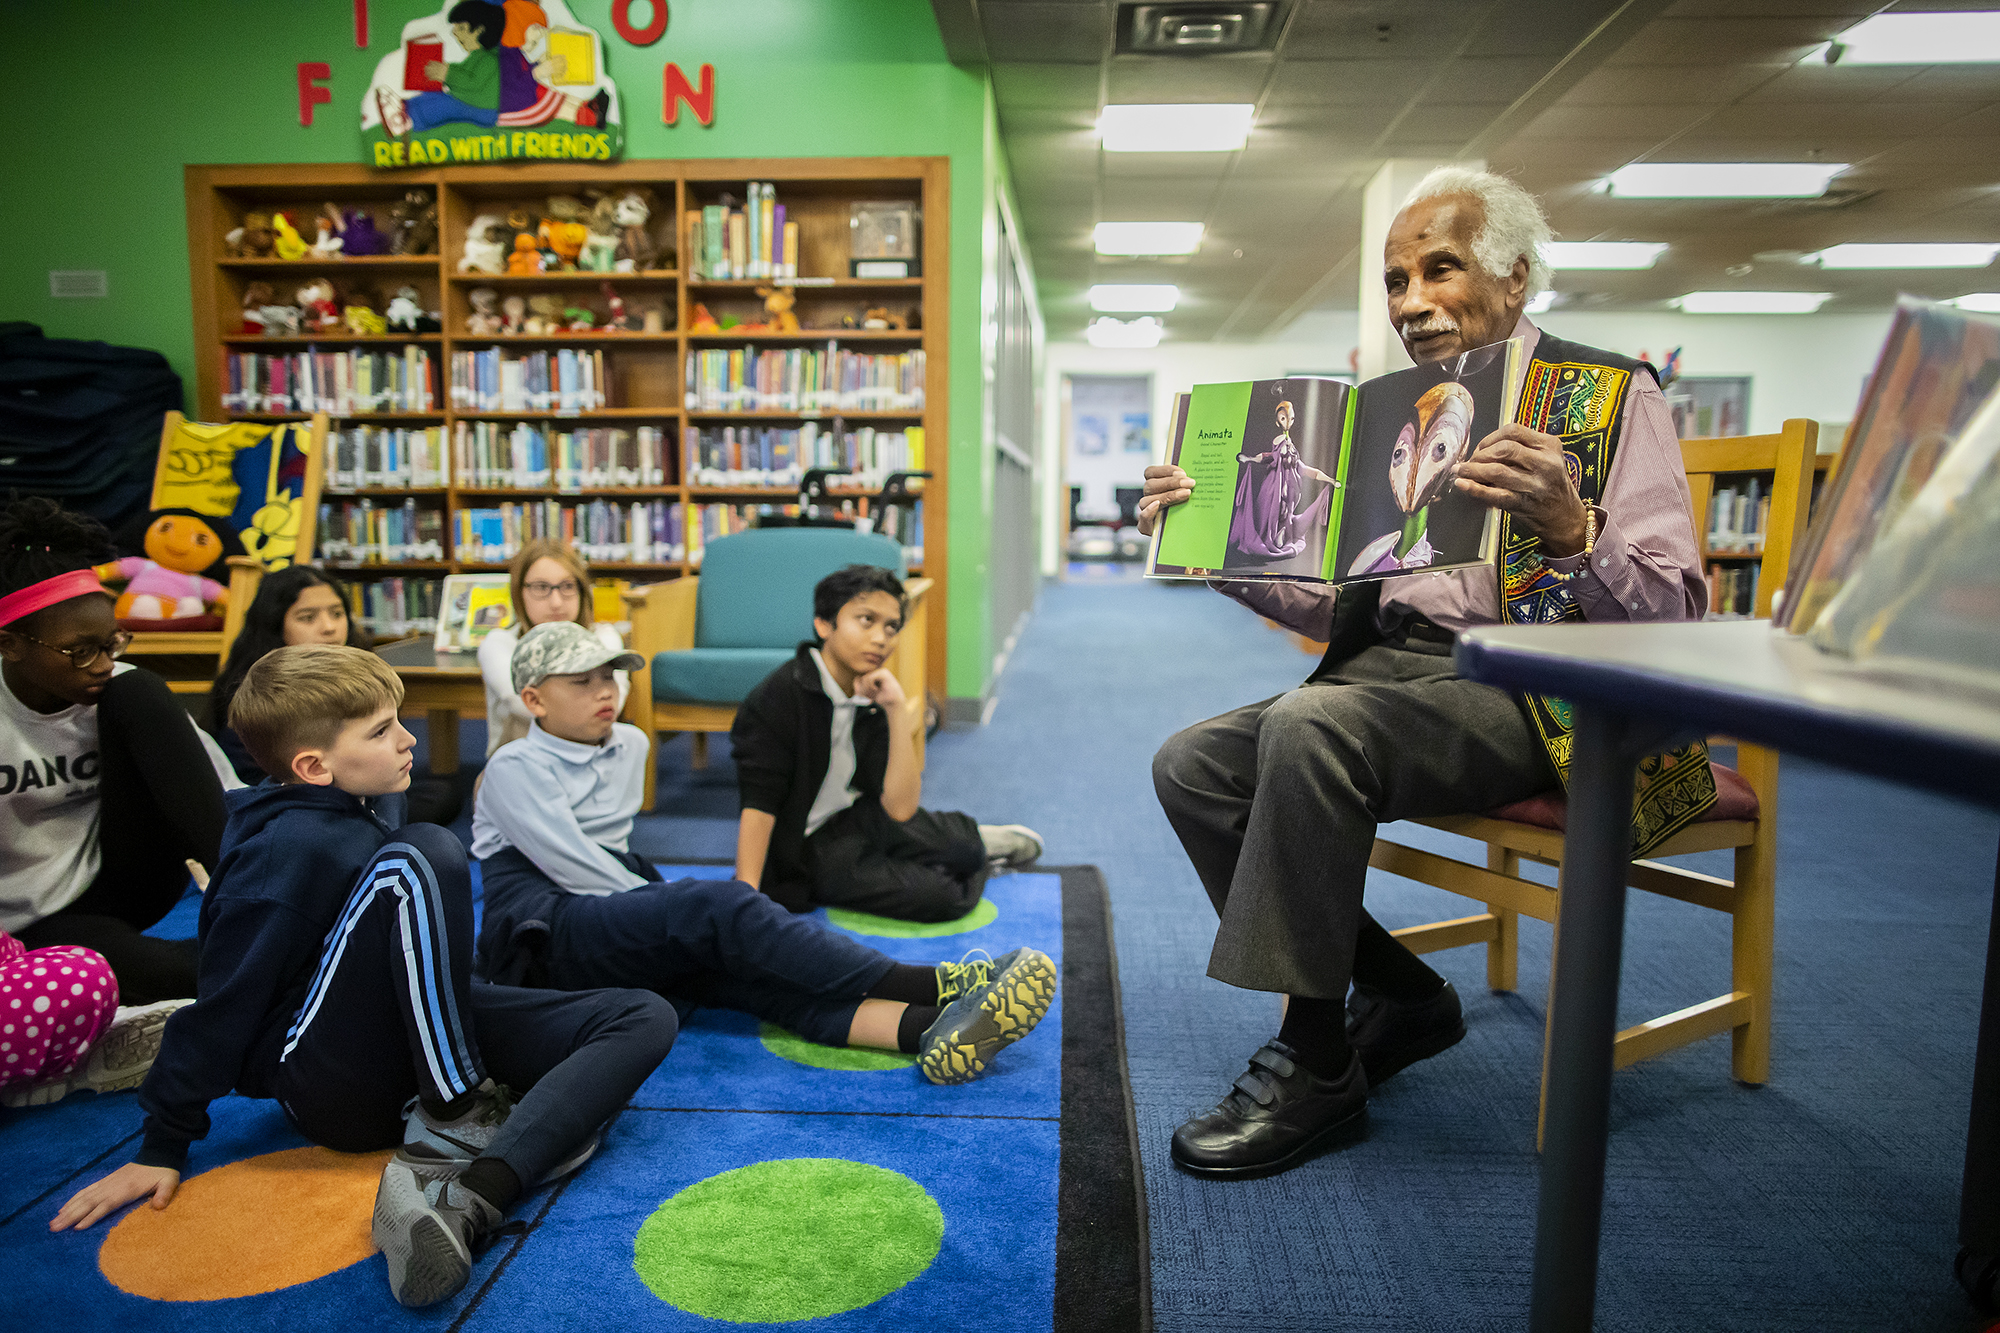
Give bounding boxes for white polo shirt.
[803,648,868,836]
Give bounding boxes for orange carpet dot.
[98,1146,392,1301]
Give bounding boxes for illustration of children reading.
[1348,380,1477,576]
[1228,399,1338,562]
[377,1,608,138]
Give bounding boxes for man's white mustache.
[1400,315,1461,337]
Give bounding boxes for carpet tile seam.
[625,1104,1060,1122]
[0,1127,141,1229]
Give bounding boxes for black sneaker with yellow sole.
[917,947,1057,1085]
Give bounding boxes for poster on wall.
[361,0,624,168]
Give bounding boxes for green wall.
[0,0,1007,699]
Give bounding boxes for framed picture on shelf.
[433,573,514,653]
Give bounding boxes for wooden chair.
[114,412,329,692]
[1371,417,1820,1137]
[623,527,929,811]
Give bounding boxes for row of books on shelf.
[687,183,798,281]
[457,499,684,564]
[684,348,924,413]
[1706,562,1763,618]
[448,348,609,414]
[1707,478,1770,554]
[320,500,447,564]
[455,422,672,489]
[686,424,924,489]
[340,576,443,638]
[329,426,448,489]
[224,348,438,415]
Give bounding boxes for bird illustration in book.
[1348,381,1476,575]
[1228,396,1337,563]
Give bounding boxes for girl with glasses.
[0,498,239,1057]
[477,539,629,757]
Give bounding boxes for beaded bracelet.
[1538,505,1600,584]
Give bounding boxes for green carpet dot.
[633,1159,944,1322]
[758,1022,916,1071]
[827,897,998,938]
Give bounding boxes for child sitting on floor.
[731,564,1043,924]
[471,621,1057,1085]
[51,644,677,1310]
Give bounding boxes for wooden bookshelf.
[187,160,949,692]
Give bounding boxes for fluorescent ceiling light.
[1950,293,2000,313]
[1603,163,1848,198]
[1525,291,1556,314]
[1086,316,1164,348]
[1094,222,1204,256]
[1090,284,1180,313]
[1674,291,1832,315]
[1544,242,1668,270]
[1828,12,2000,64]
[1099,104,1255,153]
[1812,243,2000,269]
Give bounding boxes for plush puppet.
[563,304,596,332]
[612,190,661,272]
[342,207,389,256]
[460,213,509,275]
[241,282,275,335]
[689,303,720,335]
[758,287,801,333]
[390,188,438,256]
[501,295,527,335]
[271,212,310,261]
[310,208,345,261]
[344,301,387,335]
[95,510,245,625]
[524,294,565,336]
[226,213,276,259]
[579,196,621,272]
[600,283,632,332]
[540,196,590,269]
[297,279,340,331]
[384,286,424,333]
[259,302,302,337]
[507,234,543,276]
[466,287,503,335]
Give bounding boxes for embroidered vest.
[1503,331,1717,855]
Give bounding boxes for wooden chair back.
[1679,417,1818,618]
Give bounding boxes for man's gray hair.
[1401,166,1553,298]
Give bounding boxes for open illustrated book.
[1148,338,1523,584]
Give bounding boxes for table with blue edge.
[1454,617,2000,1331]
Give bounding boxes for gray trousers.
[1152,638,1552,998]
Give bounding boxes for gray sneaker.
[918,947,1057,1085]
[402,1080,599,1185]
[0,998,192,1109]
[372,1151,505,1308]
[978,824,1044,867]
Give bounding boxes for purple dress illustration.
[1228,400,1337,561]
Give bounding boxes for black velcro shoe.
[1346,980,1466,1087]
[1170,1042,1368,1180]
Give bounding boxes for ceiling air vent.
[1117,3,1282,55]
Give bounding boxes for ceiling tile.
[1519,102,1716,140]
[1428,57,1573,106]
[980,4,1109,63]
[1891,66,2000,99]
[1102,151,1238,180]
[1466,0,1631,58]
[1105,55,1275,102]
[1385,103,1506,141]
[1737,64,1920,103]
[1698,101,1978,136]
[1265,59,1433,106]
[1661,0,1876,15]
[1559,63,1783,104]
[1284,0,1487,60]
[991,63,1103,111]
[1605,18,1853,65]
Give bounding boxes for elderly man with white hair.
[1139,167,1715,1180]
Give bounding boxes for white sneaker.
[0,997,191,1109]
[978,824,1044,868]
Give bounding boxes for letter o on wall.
[612,0,668,44]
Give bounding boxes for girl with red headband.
[0,498,233,1018]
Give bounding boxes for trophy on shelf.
[849,201,920,279]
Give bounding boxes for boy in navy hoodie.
[50,645,677,1310]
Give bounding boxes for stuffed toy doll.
[95,509,246,625]
[341,206,390,256]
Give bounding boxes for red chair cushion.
[1486,763,1759,832]
[118,616,224,633]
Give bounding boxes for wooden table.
[1456,618,2000,1329]
[376,637,484,775]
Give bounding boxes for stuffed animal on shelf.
[524,294,566,335]
[344,301,387,335]
[540,196,590,270]
[341,207,389,256]
[579,196,621,272]
[310,206,345,260]
[390,188,438,256]
[271,212,310,261]
[240,282,274,335]
[94,509,244,625]
[599,283,633,332]
[466,287,503,335]
[564,304,596,332]
[861,307,903,330]
[384,286,424,333]
[507,234,543,276]
[460,213,509,275]
[297,279,340,331]
[500,295,527,335]
[226,213,276,259]
[758,287,801,333]
[259,301,302,337]
[612,190,660,272]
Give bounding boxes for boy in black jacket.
[50,645,676,1311]
[731,564,1042,922]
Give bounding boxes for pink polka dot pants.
[0,932,119,1091]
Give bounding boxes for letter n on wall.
[663,62,714,127]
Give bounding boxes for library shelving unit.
[185,159,950,693]
[1681,419,1834,620]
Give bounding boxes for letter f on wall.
[663,62,714,126]
[299,62,333,127]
